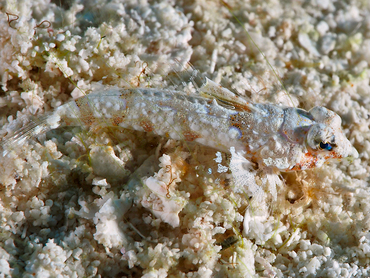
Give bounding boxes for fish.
[0,77,358,172]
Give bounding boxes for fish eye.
[319,142,333,151]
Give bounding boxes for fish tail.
[1,112,62,156]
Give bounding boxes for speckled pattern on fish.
[1,79,358,172]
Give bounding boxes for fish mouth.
[336,139,359,161]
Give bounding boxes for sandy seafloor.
[1,0,370,277]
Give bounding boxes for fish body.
[1,79,358,171]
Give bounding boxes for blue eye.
[319,142,333,151]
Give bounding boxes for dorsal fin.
[165,60,204,91]
[199,78,255,112]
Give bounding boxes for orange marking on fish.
[112,116,125,126]
[140,120,154,132]
[183,130,201,142]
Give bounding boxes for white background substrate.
[0,0,370,277]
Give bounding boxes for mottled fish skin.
[0,81,358,172]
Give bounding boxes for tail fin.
[1,112,61,157]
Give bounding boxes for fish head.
[290,106,358,171]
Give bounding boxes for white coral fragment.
[94,218,126,249]
[243,201,286,245]
[89,144,130,179]
[24,239,70,276]
[141,154,188,228]
[93,197,131,248]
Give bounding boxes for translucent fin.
[162,60,206,92]
[0,112,61,157]
[199,78,256,112]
